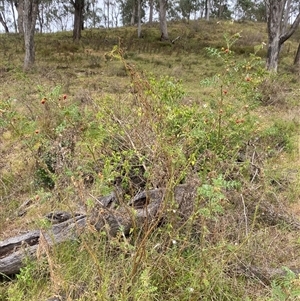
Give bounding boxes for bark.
[0,214,86,276]
[16,0,24,35]
[266,1,284,72]
[23,0,38,71]
[280,12,300,45]
[293,42,300,67]
[0,12,9,33]
[148,0,153,24]
[130,0,135,26]
[205,0,210,21]
[71,0,84,41]
[159,0,168,40]
[106,0,109,28]
[10,0,18,32]
[266,0,300,72]
[282,0,292,33]
[137,0,141,38]
[37,1,44,33]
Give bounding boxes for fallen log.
[229,264,300,285]
[0,185,196,276]
[1,184,299,280]
[0,215,86,276]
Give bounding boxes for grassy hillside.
[0,20,300,300]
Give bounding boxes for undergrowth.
[0,28,300,301]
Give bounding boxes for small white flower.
[172,239,177,245]
[188,287,194,293]
[172,209,176,213]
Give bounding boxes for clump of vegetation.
[1,22,300,301]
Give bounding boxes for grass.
[0,20,300,300]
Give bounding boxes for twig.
[240,194,248,236]
[171,36,181,44]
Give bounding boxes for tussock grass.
[1,20,300,301]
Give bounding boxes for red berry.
[63,94,67,100]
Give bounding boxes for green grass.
[0,20,300,300]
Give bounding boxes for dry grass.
[0,20,300,300]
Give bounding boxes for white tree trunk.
[23,0,38,71]
[159,0,168,40]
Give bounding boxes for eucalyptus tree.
[23,0,38,71]
[0,13,9,32]
[7,0,17,32]
[159,0,168,39]
[148,0,153,23]
[36,0,56,33]
[85,0,102,28]
[265,0,300,72]
[205,0,210,20]
[235,0,256,20]
[210,0,232,19]
[15,0,24,34]
[118,0,137,25]
[70,0,84,40]
[0,0,19,32]
[176,0,201,21]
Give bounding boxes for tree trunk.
[205,0,210,21]
[106,0,109,28]
[293,42,300,67]
[282,0,292,33]
[37,1,44,33]
[266,0,300,72]
[23,0,38,71]
[266,6,282,73]
[148,0,153,24]
[0,12,9,33]
[16,0,24,35]
[71,0,84,41]
[159,0,168,40]
[137,0,141,37]
[130,0,135,26]
[10,0,18,32]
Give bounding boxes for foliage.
[270,268,300,301]
[0,21,300,301]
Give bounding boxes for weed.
[270,268,300,301]
[1,22,300,301]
